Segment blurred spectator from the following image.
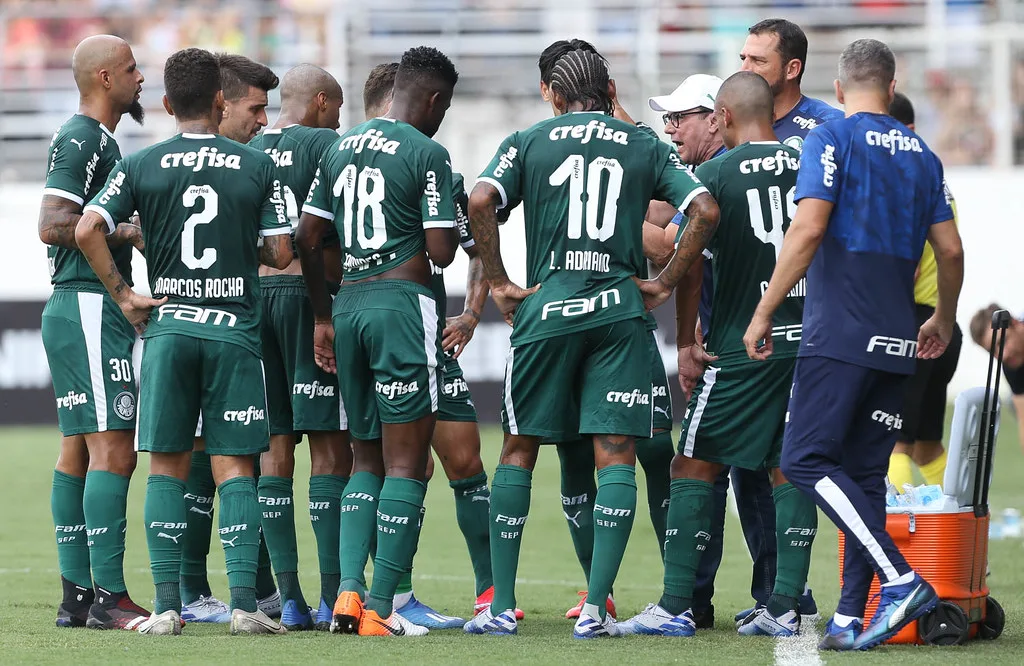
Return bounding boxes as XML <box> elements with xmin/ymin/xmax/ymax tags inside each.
<box><xmin>936</xmin><ymin>75</ymin><xmax>994</xmax><ymax>165</ymax></box>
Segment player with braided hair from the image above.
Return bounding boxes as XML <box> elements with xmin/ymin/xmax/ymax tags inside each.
<box><xmin>464</xmin><ymin>48</ymin><xmax>719</xmax><ymax>639</ymax></box>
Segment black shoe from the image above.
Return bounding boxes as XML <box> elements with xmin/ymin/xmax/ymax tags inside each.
<box><xmin>85</xmin><ymin>587</ymin><xmax>151</xmax><ymax>631</ymax></box>
<box><xmin>56</xmin><ymin>577</ymin><xmax>94</xmax><ymax>628</ymax></box>
<box><xmin>692</xmin><ymin>604</ymin><xmax>715</xmax><ymax>630</ymax></box>
<box><xmin>798</xmin><ymin>586</ymin><xmax>818</xmax><ymax>616</ymax></box>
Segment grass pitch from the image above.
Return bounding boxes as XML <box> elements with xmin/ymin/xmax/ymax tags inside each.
<box><xmin>1</xmin><ymin>423</ymin><xmax>1022</xmax><ymax>665</ymax></box>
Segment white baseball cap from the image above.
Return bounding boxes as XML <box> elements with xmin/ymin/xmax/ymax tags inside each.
<box><xmin>648</xmin><ymin>74</ymin><xmax>723</xmax><ymax>113</ymax></box>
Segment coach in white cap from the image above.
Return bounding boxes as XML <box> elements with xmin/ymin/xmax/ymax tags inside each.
<box><xmin>649</xmin><ymin>74</ymin><xmax>724</xmax><ymax>167</ymax></box>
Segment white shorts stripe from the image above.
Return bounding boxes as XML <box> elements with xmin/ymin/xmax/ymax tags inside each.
<box><xmin>503</xmin><ymin>347</ymin><xmax>518</xmax><ymax>435</ymax></box>
<box><xmin>78</xmin><ymin>293</ymin><xmax>108</xmax><ymax>432</ymax></box>
<box><xmin>683</xmin><ymin>365</ymin><xmax>719</xmax><ymax>457</ymax></box>
<box><xmin>338</xmin><ymin>390</ymin><xmax>349</xmax><ymax>431</ymax></box>
<box><xmin>417</xmin><ymin>294</ymin><xmax>440</xmax><ymax>411</ymax></box>
<box><xmin>814</xmin><ymin>475</ymin><xmax>899</xmax><ymax>581</ymax></box>
<box><xmin>133</xmin><ymin>339</ymin><xmax>145</xmax><ymax>452</ymax></box>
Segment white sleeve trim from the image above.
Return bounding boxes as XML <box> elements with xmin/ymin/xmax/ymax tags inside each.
<box><xmin>43</xmin><ymin>187</ymin><xmax>84</xmax><ymax>206</ymax></box>
<box><xmin>677</xmin><ymin>186</ymin><xmax>709</xmax><ymax>214</ymax></box>
<box><xmin>703</xmin><ymin>249</ymin><xmax>713</xmax><ymax>260</ymax></box>
<box><xmin>423</xmin><ymin>220</ymin><xmax>455</xmax><ymax>229</ymax></box>
<box><xmin>460</xmin><ymin>239</ymin><xmax>476</xmax><ymax>250</ymax></box>
<box><xmin>301</xmin><ymin>204</ymin><xmax>335</xmax><ymax>221</ymax></box>
<box><xmin>260</xmin><ymin>227</ymin><xmax>292</xmax><ymax>238</ymax></box>
<box><xmin>476</xmin><ymin>176</ymin><xmax>508</xmax><ymax>209</ymax></box>
<box><xmin>83</xmin><ymin>204</ymin><xmax>115</xmax><ymax>233</ymax></box>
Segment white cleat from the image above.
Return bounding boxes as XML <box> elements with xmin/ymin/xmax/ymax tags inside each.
<box><xmin>257</xmin><ymin>590</ymin><xmax>282</xmax><ymax>619</ymax></box>
<box><xmin>392</xmin><ymin>611</ymin><xmax>430</xmax><ymax>636</ymax></box>
<box><xmin>138</xmin><ymin>610</ymin><xmax>182</xmax><ymax>636</ymax></box>
<box><xmin>181</xmin><ymin>595</ymin><xmax>231</xmax><ymax>623</ymax></box>
<box><xmin>616</xmin><ymin>603</ymin><xmax>697</xmax><ymax>637</ymax></box>
<box><xmin>230</xmin><ymin>608</ymin><xmax>287</xmax><ymax>635</ymax></box>
<box><xmin>573</xmin><ymin>605</ymin><xmax>620</xmax><ymax>639</ymax></box>
<box><xmin>463</xmin><ymin>608</ymin><xmax>518</xmax><ymax>635</ymax></box>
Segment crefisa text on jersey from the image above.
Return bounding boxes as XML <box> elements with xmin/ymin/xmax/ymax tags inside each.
<box><xmin>160</xmin><ymin>146</ymin><xmax>242</xmax><ymax>172</ymax></box>
<box><xmin>153</xmin><ymin>276</ymin><xmax>245</xmax><ymax>298</ymax></box>
<box><xmin>548</xmin><ymin>119</ymin><xmax>629</xmax><ymax>145</ymax></box>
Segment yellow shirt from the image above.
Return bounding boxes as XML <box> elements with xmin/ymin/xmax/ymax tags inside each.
<box><xmin>914</xmin><ymin>199</ymin><xmax>958</xmax><ymax>307</ymax></box>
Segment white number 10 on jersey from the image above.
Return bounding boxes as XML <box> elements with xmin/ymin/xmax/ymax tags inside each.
<box><xmin>549</xmin><ymin>154</ymin><xmax>623</xmax><ymax>242</ymax></box>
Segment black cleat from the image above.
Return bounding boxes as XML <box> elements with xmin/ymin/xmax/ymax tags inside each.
<box><xmin>692</xmin><ymin>604</ymin><xmax>715</xmax><ymax>630</ymax></box>
<box><xmin>56</xmin><ymin>577</ymin><xmax>94</xmax><ymax>628</ymax></box>
<box><xmin>85</xmin><ymin>587</ymin><xmax>151</xmax><ymax>631</ymax></box>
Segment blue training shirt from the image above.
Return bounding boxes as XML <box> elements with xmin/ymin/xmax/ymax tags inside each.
<box><xmin>774</xmin><ymin>95</ymin><xmax>844</xmax><ymax>152</ymax></box>
<box><xmin>795</xmin><ymin>112</ymin><xmax>954</xmax><ymax>375</ymax></box>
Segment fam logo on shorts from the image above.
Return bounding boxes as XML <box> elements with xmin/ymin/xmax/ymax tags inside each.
<box><xmin>605</xmin><ymin>389</ymin><xmax>650</xmax><ymax>408</ymax></box>
<box><xmin>223</xmin><ymin>406</ymin><xmax>266</xmax><ymax>425</ymax></box>
<box><xmin>55</xmin><ymin>390</ymin><xmax>88</xmax><ymax>411</ymax></box>
<box><xmin>376</xmin><ymin>381</ymin><xmax>419</xmax><ymax>400</ymax></box>
<box><xmin>113</xmin><ymin>391</ymin><xmax>135</xmax><ymax>420</ymax></box>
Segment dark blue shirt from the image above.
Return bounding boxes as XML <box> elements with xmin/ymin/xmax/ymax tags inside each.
<box><xmin>774</xmin><ymin>95</ymin><xmax>844</xmax><ymax>152</ymax></box>
<box><xmin>795</xmin><ymin>113</ymin><xmax>954</xmax><ymax>374</ymax></box>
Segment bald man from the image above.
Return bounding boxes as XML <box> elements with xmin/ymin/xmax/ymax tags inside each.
<box><xmin>619</xmin><ymin>72</ymin><xmax>817</xmax><ymax>639</ymax></box>
<box><xmin>246</xmin><ymin>64</ymin><xmax>347</xmax><ymax>631</ymax></box>
<box><xmin>37</xmin><ymin>34</ymin><xmax>149</xmax><ymax>630</ymax></box>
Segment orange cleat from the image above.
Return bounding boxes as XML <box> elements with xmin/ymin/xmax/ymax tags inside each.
<box><xmin>330</xmin><ymin>591</ymin><xmax>363</xmax><ymax>634</ymax></box>
<box><xmin>474</xmin><ymin>586</ymin><xmax>524</xmax><ymax>620</ymax></box>
<box><xmin>565</xmin><ymin>591</ymin><xmax>616</xmax><ymax>620</ymax></box>
<box><xmin>358</xmin><ymin>608</ymin><xmax>428</xmax><ymax>636</ymax></box>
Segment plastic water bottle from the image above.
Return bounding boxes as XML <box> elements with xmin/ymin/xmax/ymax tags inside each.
<box><xmin>918</xmin><ymin>485</ymin><xmax>943</xmax><ymax>506</ymax></box>
<box><xmin>1002</xmin><ymin>508</ymin><xmax>1021</xmax><ymax>538</ymax></box>
<box><xmin>989</xmin><ymin>515</ymin><xmax>1005</xmax><ymax>540</ymax></box>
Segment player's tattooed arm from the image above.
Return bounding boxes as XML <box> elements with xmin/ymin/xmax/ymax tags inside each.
<box><xmin>296</xmin><ymin>211</ymin><xmax>337</xmax><ymax>374</ymax></box>
<box><xmin>74</xmin><ymin>211</ymin><xmax>166</xmax><ymax>334</ymax></box>
<box><xmin>38</xmin><ymin>195</ymin><xmax>142</xmax><ymax>251</ymax></box>
<box><xmin>637</xmin><ymin>192</ymin><xmax>719</xmax><ymax>311</ymax></box>
<box><xmin>443</xmin><ymin>249</ymin><xmax>489</xmax><ymax>358</ymax></box>
<box><xmin>468</xmin><ymin>182</ymin><xmax>538</xmax><ymax>326</ymax></box>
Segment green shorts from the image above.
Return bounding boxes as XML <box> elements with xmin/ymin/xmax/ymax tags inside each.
<box><xmin>648</xmin><ymin>331</ymin><xmax>673</xmax><ymax>432</ymax></box>
<box><xmin>502</xmin><ymin>318</ymin><xmax>652</xmax><ymax>439</ymax></box>
<box><xmin>41</xmin><ymin>288</ymin><xmax>139</xmax><ymax>436</ymax></box>
<box><xmin>332</xmin><ymin>280</ymin><xmax>442</xmax><ymax>441</ymax></box>
<box><xmin>261</xmin><ymin>276</ymin><xmax>347</xmax><ymax>435</ymax></box>
<box><xmin>438</xmin><ymin>355</ymin><xmax>478</xmax><ymax>423</ymax></box>
<box><xmin>677</xmin><ymin>357</ymin><xmax>795</xmax><ymax>470</ymax></box>
<box><xmin>136</xmin><ymin>334</ymin><xmax>269</xmax><ymax>456</ymax></box>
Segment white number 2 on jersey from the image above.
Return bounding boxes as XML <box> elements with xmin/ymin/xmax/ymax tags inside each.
<box><xmin>181</xmin><ymin>185</ymin><xmax>218</xmax><ymax>269</ymax></box>
<box><xmin>334</xmin><ymin>165</ymin><xmax>388</xmax><ymax>250</ymax></box>
<box><xmin>745</xmin><ymin>185</ymin><xmax>795</xmax><ymax>260</ymax></box>
<box><xmin>549</xmin><ymin>154</ymin><xmax>623</xmax><ymax>242</ymax></box>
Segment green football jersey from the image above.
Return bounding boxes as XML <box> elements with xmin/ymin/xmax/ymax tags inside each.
<box><xmin>429</xmin><ymin>172</ymin><xmax>475</xmax><ymax>330</ymax></box>
<box><xmin>248</xmin><ymin>124</ymin><xmax>339</xmax><ymax>245</ymax></box>
<box><xmin>691</xmin><ymin>141</ymin><xmax>803</xmax><ymax>366</ymax></box>
<box><xmin>84</xmin><ymin>133</ymin><xmax>290</xmax><ymax>356</ymax></box>
<box><xmin>478</xmin><ymin>111</ymin><xmax>707</xmax><ymax>345</ymax></box>
<box><xmin>43</xmin><ymin>114</ymin><xmax>133</xmax><ymax>290</ymax></box>
<box><xmin>303</xmin><ymin>118</ymin><xmax>456</xmax><ymax>281</ymax></box>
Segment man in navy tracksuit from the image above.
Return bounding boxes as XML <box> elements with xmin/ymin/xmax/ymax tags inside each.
<box><xmin>744</xmin><ymin>38</ymin><xmax>964</xmax><ymax>651</ymax></box>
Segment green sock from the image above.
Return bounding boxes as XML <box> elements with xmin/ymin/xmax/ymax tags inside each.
<box><xmin>252</xmin><ymin>456</ymin><xmax>276</xmax><ymax>600</ymax></box>
<box><xmin>556</xmin><ymin>441</ymin><xmax>596</xmax><ymax>582</ymax></box>
<box><xmin>83</xmin><ymin>471</ymin><xmax>130</xmax><ymax>594</ymax></box>
<box><xmin>365</xmin><ymin>477</ymin><xmax>427</xmax><ymax>618</ymax></box>
<box><xmin>180</xmin><ymin>450</ymin><xmax>215</xmax><ymax>604</ymax></box>
<box><xmin>393</xmin><ymin>505</ymin><xmax>423</xmax><ymax>598</ymax></box>
<box><xmin>52</xmin><ymin>470</ymin><xmax>91</xmax><ymax>589</ymax></box>
<box><xmin>586</xmin><ymin>465</ymin><xmax>636</xmax><ymax>619</ymax></box>
<box><xmin>218</xmin><ymin>476</ymin><xmax>261</xmax><ymax>612</ymax></box>
<box><xmin>451</xmin><ymin>473</ymin><xmax>493</xmax><ymax>595</ymax></box>
<box><xmin>489</xmin><ymin>464</ymin><xmax>532</xmax><ymax>613</ymax></box>
<box><xmin>339</xmin><ymin>471</ymin><xmax>383</xmax><ymax>596</ymax></box>
<box><xmin>660</xmin><ymin>478</ymin><xmax>713</xmax><ymax>616</ymax></box>
<box><xmin>257</xmin><ymin>475</ymin><xmax>305</xmax><ymax>608</ymax></box>
<box><xmin>144</xmin><ymin>475</ymin><xmax>187</xmax><ymax>614</ymax></box>
<box><xmin>770</xmin><ymin>482</ymin><xmax>818</xmax><ymax>612</ymax></box>
<box><xmin>636</xmin><ymin>432</ymin><xmax>673</xmax><ymax>560</ymax></box>
<box><xmin>309</xmin><ymin>474</ymin><xmax>347</xmax><ymax>605</ymax></box>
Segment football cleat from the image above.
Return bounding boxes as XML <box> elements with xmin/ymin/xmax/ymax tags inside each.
<box><xmin>464</xmin><ymin>608</ymin><xmax>518</xmax><ymax>636</ymax></box>
<box><xmin>395</xmin><ymin>594</ymin><xmax>464</xmax><ymax>629</ymax></box>
<box><xmin>85</xmin><ymin>588</ymin><xmax>150</xmax><ymax>631</ymax></box>
<box><xmin>818</xmin><ymin>617</ymin><xmax>863</xmax><ymax>651</ymax></box>
<box><xmin>257</xmin><ymin>590</ymin><xmax>282</xmax><ymax>619</ymax></box>
<box><xmin>56</xmin><ymin>579</ymin><xmax>94</xmax><ymax>628</ymax></box>
<box><xmin>616</xmin><ymin>604</ymin><xmax>696</xmax><ymax>637</ymax></box>
<box><xmin>737</xmin><ymin>607</ymin><xmax>800</xmax><ymax>637</ymax></box>
<box><xmin>330</xmin><ymin>590</ymin><xmax>363</xmax><ymax>634</ymax></box>
<box><xmin>230</xmin><ymin>608</ymin><xmax>287</xmax><ymax>635</ymax></box>
<box><xmin>315</xmin><ymin>597</ymin><xmax>334</xmax><ymax>632</ymax></box>
<box><xmin>474</xmin><ymin>586</ymin><xmax>523</xmax><ymax>620</ymax></box>
<box><xmin>181</xmin><ymin>595</ymin><xmax>231</xmax><ymax>623</ymax></box>
<box><xmin>573</xmin><ymin>608</ymin><xmax>620</xmax><ymax>639</ymax></box>
<box><xmin>566</xmin><ymin>591</ymin><xmax>616</xmax><ymax>621</ymax></box>
<box><xmin>280</xmin><ymin>599</ymin><xmax>315</xmax><ymax>631</ymax></box>
<box><xmin>138</xmin><ymin>610</ymin><xmax>183</xmax><ymax>636</ymax></box>
<box><xmin>733</xmin><ymin>603</ymin><xmax>765</xmax><ymax>626</ymax></box>
<box><xmin>852</xmin><ymin>575</ymin><xmax>938</xmax><ymax>650</ymax></box>
<box><xmin>358</xmin><ymin>609</ymin><xmax>428</xmax><ymax>637</ymax></box>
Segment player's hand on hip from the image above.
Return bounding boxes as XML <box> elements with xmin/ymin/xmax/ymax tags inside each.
<box><xmin>443</xmin><ymin>311</ymin><xmax>479</xmax><ymax>358</ymax></box>
<box><xmin>490</xmin><ymin>280</ymin><xmax>539</xmax><ymax>327</ymax></box>
<box><xmin>635</xmin><ymin>276</ymin><xmax>672</xmax><ymax>312</ymax></box>
<box><xmin>313</xmin><ymin>321</ymin><xmax>336</xmax><ymax>374</ymax></box>
<box><xmin>678</xmin><ymin>344</ymin><xmax>717</xmax><ymax>402</ymax></box>
<box><xmin>743</xmin><ymin>312</ymin><xmax>774</xmax><ymax>361</ymax></box>
<box><xmin>117</xmin><ymin>291</ymin><xmax>167</xmax><ymax>335</ymax></box>
<box><xmin>917</xmin><ymin>314</ymin><xmax>952</xmax><ymax>360</ymax></box>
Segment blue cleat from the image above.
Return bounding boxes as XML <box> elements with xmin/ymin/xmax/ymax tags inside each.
<box><xmin>463</xmin><ymin>608</ymin><xmax>517</xmax><ymax>635</ymax></box>
<box><xmin>818</xmin><ymin>618</ymin><xmax>863</xmax><ymax>651</ymax></box>
<box><xmin>280</xmin><ymin>598</ymin><xmax>315</xmax><ymax>631</ymax></box>
<box><xmin>315</xmin><ymin>597</ymin><xmax>333</xmax><ymax>632</ymax></box>
<box><xmin>737</xmin><ymin>608</ymin><xmax>800</xmax><ymax>637</ymax></box>
<box><xmin>852</xmin><ymin>575</ymin><xmax>938</xmax><ymax>651</ymax></box>
<box><xmin>573</xmin><ymin>609</ymin><xmax>620</xmax><ymax>639</ymax></box>
<box><xmin>181</xmin><ymin>595</ymin><xmax>231</xmax><ymax>624</ymax></box>
<box><xmin>394</xmin><ymin>594</ymin><xmax>464</xmax><ymax>629</ymax></box>
<box><xmin>616</xmin><ymin>604</ymin><xmax>696</xmax><ymax>637</ymax></box>
<box><xmin>733</xmin><ymin>603</ymin><xmax>765</xmax><ymax>627</ymax></box>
